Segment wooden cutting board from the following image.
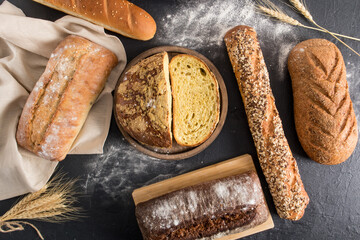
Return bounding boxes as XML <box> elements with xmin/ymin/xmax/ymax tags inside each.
<box><xmin>132</xmin><ymin>154</ymin><xmax>274</xmax><ymax>239</ymax></box>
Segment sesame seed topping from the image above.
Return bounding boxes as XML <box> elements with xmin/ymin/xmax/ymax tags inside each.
<box><xmin>224</xmin><ymin>27</ymin><xmax>309</xmax><ymax>220</ymax></box>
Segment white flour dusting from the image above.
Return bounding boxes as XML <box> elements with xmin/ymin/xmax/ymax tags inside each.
<box><xmin>346</xmin><ymin>61</ymin><xmax>360</xmax><ymax>133</ymax></box>
<box><xmin>82</xmin><ymin>137</ymin><xmax>187</xmax><ymax>202</ymax></box>
<box><xmin>155</xmin><ymin>0</ymin><xmax>298</xmax><ymax>77</ymax></box>
<box><xmin>83</xmin><ymin>0</ymin><xmax>301</xmax><ymax>202</ymax></box>
<box><xmin>278</xmin><ymin>42</ymin><xmax>297</xmax><ymax>78</ymax></box>
<box><xmin>83</xmin><ymin>0</ymin><xmax>360</xmax><ymax>203</ymax></box>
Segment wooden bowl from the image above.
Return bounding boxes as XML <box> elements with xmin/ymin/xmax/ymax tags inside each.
<box><xmin>114</xmin><ymin>46</ymin><xmax>228</xmax><ymax>160</ymax></box>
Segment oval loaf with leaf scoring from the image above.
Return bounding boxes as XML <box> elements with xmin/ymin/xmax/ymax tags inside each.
<box><xmin>288</xmin><ymin>39</ymin><xmax>358</xmax><ymax>165</ymax></box>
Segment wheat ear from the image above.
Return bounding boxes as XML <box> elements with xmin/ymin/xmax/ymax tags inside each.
<box><xmin>256</xmin><ymin>0</ymin><xmax>303</xmax><ymax>26</ymax></box>
<box><xmin>256</xmin><ymin>4</ymin><xmax>329</xmax><ymax>32</ymax></box>
<box><xmin>289</xmin><ymin>0</ymin><xmax>360</xmax><ymax>57</ymax></box>
<box><xmin>256</xmin><ymin>1</ymin><xmax>360</xmax><ymax>43</ymax></box>
<box><xmin>0</xmin><ymin>174</ymin><xmax>83</xmax><ymax>240</ymax></box>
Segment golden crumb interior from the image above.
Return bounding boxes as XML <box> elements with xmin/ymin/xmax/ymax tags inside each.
<box><xmin>169</xmin><ymin>54</ymin><xmax>220</xmax><ymax>146</ymax></box>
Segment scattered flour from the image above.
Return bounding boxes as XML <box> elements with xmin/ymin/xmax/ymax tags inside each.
<box><xmin>83</xmin><ymin>0</ymin><xmax>301</xmax><ymax>202</ymax></box>
<box><xmin>82</xmin><ymin>0</ymin><xmax>360</xmax><ymax>203</ymax></box>
<box><xmin>155</xmin><ymin>0</ymin><xmax>299</xmax><ymax>78</ymax></box>
<box><xmin>346</xmin><ymin>61</ymin><xmax>360</xmax><ymax>133</ymax></box>
<box><xmin>82</xmin><ymin>137</ymin><xmax>187</xmax><ymax>202</ymax></box>
<box><xmin>278</xmin><ymin>42</ymin><xmax>297</xmax><ymax>78</ymax></box>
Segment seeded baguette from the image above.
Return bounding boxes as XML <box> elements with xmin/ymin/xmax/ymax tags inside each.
<box><xmin>224</xmin><ymin>25</ymin><xmax>309</xmax><ymax>220</ymax></box>
<box><xmin>288</xmin><ymin>39</ymin><xmax>358</xmax><ymax>165</ymax></box>
<box><xmin>32</xmin><ymin>0</ymin><xmax>156</xmax><ymax>41</ymax></box>
<box><xmin>16</xmin><ymin>35</ymin><xmax>118</xmax><ymax>161</ymax></box>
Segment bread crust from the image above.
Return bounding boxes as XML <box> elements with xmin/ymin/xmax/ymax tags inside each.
<box><xmin>115</xmin><ymin>52</ymin><xmax>172</xmax><ymax>148</ymax></box>
<box><xmin>32</xmin><ymin>0</ymin><xmax>156</xmax><ymax>41</ymax></box>
<box><xmin>288</xmin><ymin>39</ymin><xmax>358</xmax><ymax>165</ymax></box>
<box><xmin>169</xmin><ymin>54</ymin><xmax>220</xmax><ymax>147</ymax></box>
<box><xmin>224</xmin><ymin>25</ymin><xmax>309</xmax><ymax>220</ymax></box>
<box><xmin>16</xmin><ymin>35</ymin><xmax>118</xmax><ymax>161</ymax></box>
<box><xmin>135</xmin><ymin>171</ymin><xmax>269</xmax><ymax>240</ymax></box>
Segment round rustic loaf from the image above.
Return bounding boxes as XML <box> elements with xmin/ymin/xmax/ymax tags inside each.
<box><xmin>115</xmin><ymin>52</ymin><xmax>172</xmax><ymax>148</ymax></box>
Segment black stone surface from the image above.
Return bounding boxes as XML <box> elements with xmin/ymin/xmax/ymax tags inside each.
<box><xmin>0</xmin><ymin>0</ymin><xmax>360</xmax><ymax>239</ymax></box>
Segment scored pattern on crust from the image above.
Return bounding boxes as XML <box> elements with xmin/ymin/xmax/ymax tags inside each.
<box><xmin>33</xmin><ymin>0</ymin><xmax>156</xmax><ymax>40</ymax></box>
<box><xmin>289</xmin><ymin>40</ymin><xmax>358</xmax><ymax>164</ymax></box>
<box><xmin>16</xmin><ymin>35</ymin><xmax>118</xmax><ymax>161</ymax></box>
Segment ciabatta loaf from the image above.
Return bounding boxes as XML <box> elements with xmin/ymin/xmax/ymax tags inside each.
<box><xmin>16</xmin><ymin>35</ymin><xmax>118</xmax><ymax>161</ymax></box>
<box><xmin>32</xmin><ymin>0</ymin><xmax>156</xmax><ymax>41</ymax></box>
<box><xmin>224</xmin><ymin>25</ymin><xmax>309</xmax><ymax>220</ymax></box>
<box><xmin>288</xmin><ymin>39</ymin><xmax>358</xmax><ymax>165</ymax></box>
<box><xmin>169</xmin><ymin>54</ymin><xmax>220</xmax><ymax>147</ymax></box>
<box><xmin>115</xmin><ymin>52</ymin><xmax>172</xmax><ymax>148</ymax></box>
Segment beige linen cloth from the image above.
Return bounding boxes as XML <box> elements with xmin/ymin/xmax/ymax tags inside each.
<box><xmin>0</xmin><ymin>1</ymin><xmax>126</xmax><ymax>200</ymax></box>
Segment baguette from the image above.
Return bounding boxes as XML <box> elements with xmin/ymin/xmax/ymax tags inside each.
<box><xmin>32</xmin><ymin>0</ymin><xmax>156</xmax><ymax>41</ymax></box>
<box><xmin>16</xmin><ymin>35</ymin><xmax>118</xmax><ymax>161</ymax></box>
<box><xmin>288</xmin><ymin>39</ymin><xmax>358</xmax><ymax>165</ymax></box>
<box><xmin>224</xmin><ymin>25</ymin><xmax>309</xmax><ymax>220</ymax></box>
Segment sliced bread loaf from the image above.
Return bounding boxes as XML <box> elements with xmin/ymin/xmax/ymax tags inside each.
<box><xmin>115</xmin><ymin>52</ymin><xmax>172</xmax><ymax>148</ymax></box>
<box><xmin>169</xmin><ymin>54</ymin><xmax>220</xmax><ymax>146</ymax></box>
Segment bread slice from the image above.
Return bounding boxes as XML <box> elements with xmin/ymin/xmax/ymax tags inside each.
<box><xmin>115</xmin><ymin>52</ymin><xmax>172</xmax><ymax>148</ymax></box>
<box><xmin>169</xmin><ymin>54</ymin><xmax>220</xmax><ymax>147</ymax></box>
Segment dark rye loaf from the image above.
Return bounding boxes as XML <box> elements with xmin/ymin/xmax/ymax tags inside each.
<box><xmin>135</xmin><ymin>171</ymin><xmax>269</xmax><ymax>240</ymax></box>
<box><xmin>288</xmin><ymin>39</ymin><xmax>358</xmax><ymax>165</ymax></box>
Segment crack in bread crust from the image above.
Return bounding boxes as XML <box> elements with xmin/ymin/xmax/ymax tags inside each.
<box><xmin>16</xmin><ymin>35</ymin><xmax>118</xmax><ymax>161</ymax></box>
<box><xmin>30</xmin><ymin>50</ymin><xmax>87</xmax><ymax>148</ymax></box>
